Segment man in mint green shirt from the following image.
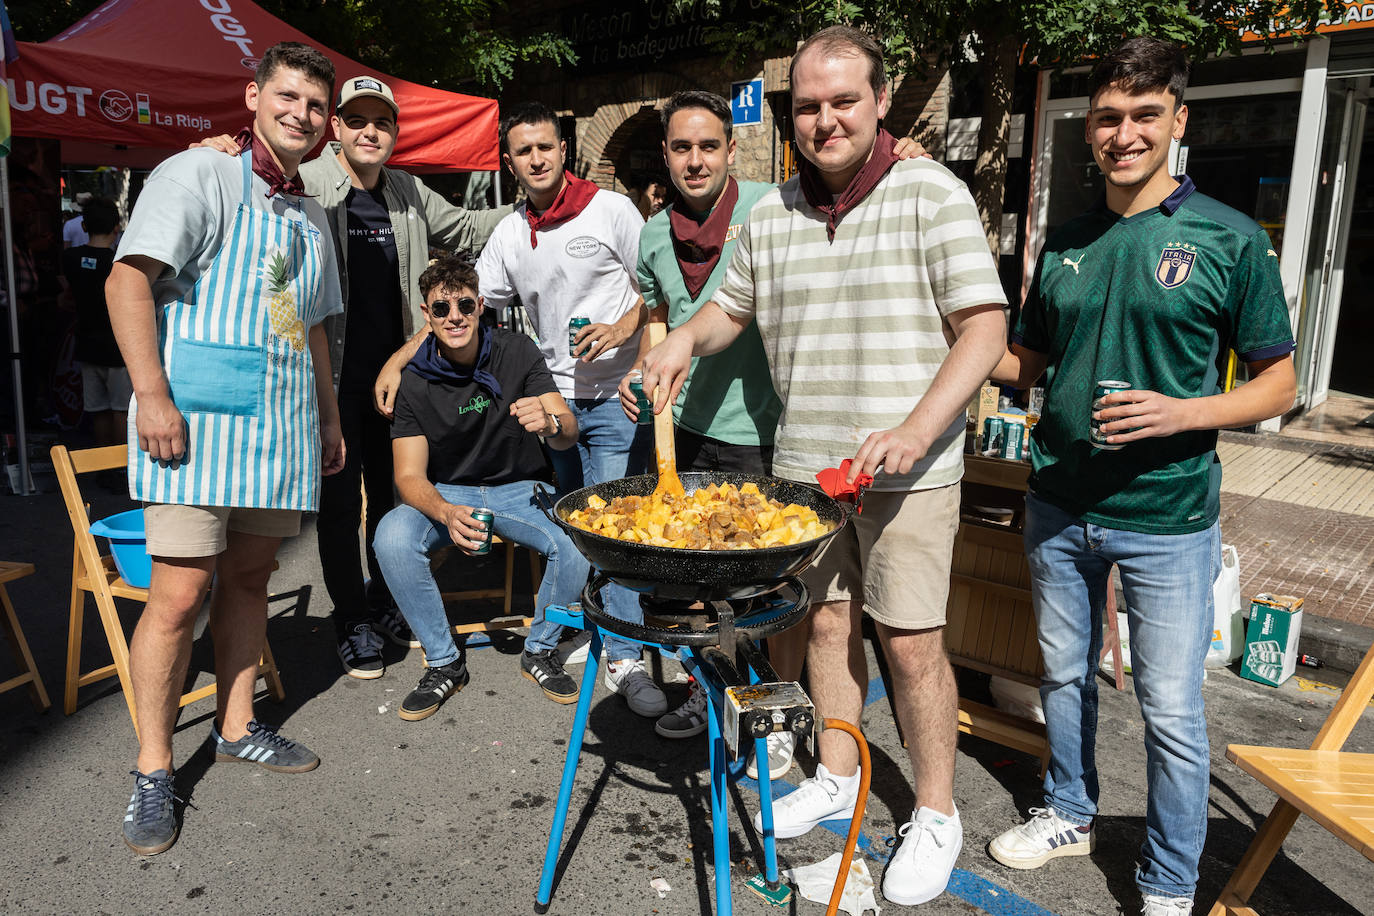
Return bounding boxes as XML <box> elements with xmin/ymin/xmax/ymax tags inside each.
<box><xmin>625</xmin><ymin>91</ymin><xmax>781</xmax><ymax>475</ymax></box>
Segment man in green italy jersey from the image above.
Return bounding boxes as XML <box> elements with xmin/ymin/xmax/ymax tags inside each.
<box><xmin>988</xmin><ymin>38</ymin><xmax>1296</xmax><ymax>916</ymax></box>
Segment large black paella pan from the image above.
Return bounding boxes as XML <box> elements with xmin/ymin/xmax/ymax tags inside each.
<box><xmin>534</xmin><ymin>472</ymin><xmax>849</xmax><ymax>601</ymax></box>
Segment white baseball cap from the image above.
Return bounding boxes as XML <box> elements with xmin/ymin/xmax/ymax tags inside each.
<box><xmin>337</xmin><ymin>75</ymin><xmax>399</xmax><ymax>117</ymax></box>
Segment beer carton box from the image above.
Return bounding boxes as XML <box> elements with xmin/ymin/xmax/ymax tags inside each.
<box><xmin>1240</xmin><ymin>593</ymin><xmax>1305</xmax><ymax>687</ymax></box>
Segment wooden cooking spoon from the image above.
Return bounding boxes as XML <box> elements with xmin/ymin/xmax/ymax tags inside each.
<box><xmin>646</xmin><ymin>322</ymin><xmax>686</xmax><ymax>501</ymax></box>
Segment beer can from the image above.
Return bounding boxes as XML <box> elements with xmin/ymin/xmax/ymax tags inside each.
<box><xmin>1001</xmin><ymin>419</ymin><xmax>1025</xmax><ymax>461</ymax></box>
<box><xmin>568</xmin><ymin>316</ymin><xmax>592</xmax><ymax>356</ymax></box>
<box><xmin>1090</xmin><ymin>379</ymin><xmax>1130</xmax><ymax>450</ymax></box>
<box><xmin>628</xmin><ymin>371</ymin><xmax>654</xmax><ymax>426</ymax></box>
<box><xmin>982</xmin><ymin>416</ymin><xmax>1004</xmax><ymax>455</ymax></box>
<box><xmin>470</xmin><ymin>507</ymin><xmax>494</xmax><ymax>555</ymax></box>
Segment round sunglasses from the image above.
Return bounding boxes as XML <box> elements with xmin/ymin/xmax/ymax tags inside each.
<box><xmin>428</xmin><ymin>297</ymin><xmax>478</xmax><ymax>319</ymax></box>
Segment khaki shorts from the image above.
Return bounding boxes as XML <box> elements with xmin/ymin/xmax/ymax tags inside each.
<box><xmin>143</xmin><ymin>504</ymin><xmax>301</xmax><ymax>558</ymax></box>
<box><xmin>800</xmin><ymin>483</ymin><xmax>961</xmax><ymax>630</ymax></box>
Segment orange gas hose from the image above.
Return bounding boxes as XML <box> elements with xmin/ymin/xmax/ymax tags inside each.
<box><xmin>822</xmin><ymin>718</ymin><xmax>871</xmax><ymax>916</ymax></box>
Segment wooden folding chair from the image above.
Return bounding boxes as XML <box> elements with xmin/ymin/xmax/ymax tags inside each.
<box><xmin>51</xmin><ymin>444</ymin><xmax>285</xmax><ymax>739</ymax></box>
<box><xmin>0</xmin><ymin>560</ymin><xmax>51</xmax><ymax>711</ymax></box>
<box><xmin>436</xmin><ymin>537</ymin><xmax>542</xmax><ymax>639</ymax></box>
<box><xmin>1207</xmin><ymin>639</ymin><xmax>1374</xmax><ymax>915</ymax></box>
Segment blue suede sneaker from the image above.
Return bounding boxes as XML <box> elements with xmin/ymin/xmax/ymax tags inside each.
<box><xmin>212</xmin><ymin>719</ymin><xmax>320</xmax><ymax>773</ymax></box>
<box><xmin>122</xmin><ymin>769</ymin><xmax>179</xmax><ymax>856</ymax></box>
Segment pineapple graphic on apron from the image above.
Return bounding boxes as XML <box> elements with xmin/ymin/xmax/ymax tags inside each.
<box><xmin>129</xmin><ymin>151</ymin><xmax>329</xmax><ymax>511</ymax></box>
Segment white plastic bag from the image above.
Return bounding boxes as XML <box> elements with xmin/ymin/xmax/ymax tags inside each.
<box><xmin>989</xmin><ymin>675</ymin><xmax>1045</xmax><ymax>723</ymax></box>
<box><xmin>1206</xmin><ymin>545</ymin><xmax>1244</xmax><ymax>668</ymax></box>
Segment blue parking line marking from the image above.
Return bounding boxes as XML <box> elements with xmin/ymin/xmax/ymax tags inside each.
<box><xmin>737</xmin><ymin>773</ymin><xmax>1057</xmax><ymax>916</ymax></box>
<box><xmin>865</xmin><ymin>677</ymin><xmax>887</xmax><ymax>707</ymax></box>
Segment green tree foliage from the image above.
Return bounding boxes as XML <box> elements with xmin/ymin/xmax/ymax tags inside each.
<box><xmin>681</xmin><ymin>0</ymin><xmax>1335</xmax><ymax>246</ymax></box>
<box><xmin>6</xmin><ymin>0</ymin><xmax>573</xmax><ymax>91</ymax></box>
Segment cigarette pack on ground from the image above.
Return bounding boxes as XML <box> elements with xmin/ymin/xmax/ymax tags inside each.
<box><xmin>1240</xmin><ymin>593</ymin><xmax>1305</xmax><ymax>687</ymax></box>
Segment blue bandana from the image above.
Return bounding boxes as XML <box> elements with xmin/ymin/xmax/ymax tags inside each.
<box><xmin>404</xmin><ymin>329</ymin><xmax>503</xmax><ymax>401</ymax></box>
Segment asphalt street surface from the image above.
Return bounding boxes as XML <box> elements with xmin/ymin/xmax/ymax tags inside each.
<box><xmin>1</xmin><ymin>483</ymin><xmax>1371</xmax><ymax>916</ymax></box>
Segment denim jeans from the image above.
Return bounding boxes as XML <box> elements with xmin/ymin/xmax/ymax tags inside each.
<box><xmin>548</xmin><ymin>397</ymin><xmax>652</xmax><ymax>662</ymax></box>
<box><xmin>373</xmin><ymin>480</ymin><xmax>590</xmax><ymax>669</ymax></box>
<box><xmin>1023</xmin><ymin>492</ymin><xmax>1219</xmax><ymax>899</ymax></box>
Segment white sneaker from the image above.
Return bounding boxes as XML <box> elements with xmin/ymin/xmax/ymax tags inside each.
<box><xmin>882</xmin><ymin>806</ymin><xmax>964</xmax><ymax>906</ymax></box>
<box><xmin>988</xmin><ymin>806</ymin><xmax>1095</xmax><ymax>869</ymax></box>
<box><xmin>1142</xmin><ymin>894</ymin><xmax>1193</xmax><ymax>916</ymax></box>
<box><xmin>655</xmin><ymin>680</ymin><xmax>708</xmax><ymax>739</ymax></box>
<box><xmin>751</xmin><ymin>762</ymin><xmax>858</xmax><ymax>839</ymax></box>
<box><xmin>604</xmin><ymin>658</ymin><xmax>668</xmax><ymax>717</ymax></box>
<box><xmin>745</xmin><ymin>730</ymin><xmax>797</xmax><ymax>780</ymax></box>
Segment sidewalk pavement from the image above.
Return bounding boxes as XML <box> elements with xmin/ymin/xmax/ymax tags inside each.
<box><xmin>1218</xmin><ymin>430</ymin><xmax>1374</xmax><ymax>674</ymax></box>
<box><xmin>0</xmin><ymin>432</ymin><xmax>1370</xmax><ymax>915</ymax></box>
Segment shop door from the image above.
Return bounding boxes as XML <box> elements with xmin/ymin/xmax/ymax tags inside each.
<box><xmin>1296</xmin><ymin>81</ymin><xmax>1366</xmax><ymax>409</ymax></box>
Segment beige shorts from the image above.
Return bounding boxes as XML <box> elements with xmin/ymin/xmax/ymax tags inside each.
<box><xmin>143</xmin><ymin>503</ymin><xmax>301</xmax><ymax>558</ymax></box>
<box><xmin>800</xmin><ymin>483</ymin><xmax>961</xmax><ymax>630</ymax></box>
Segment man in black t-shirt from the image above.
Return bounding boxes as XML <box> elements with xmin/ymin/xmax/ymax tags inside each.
<box><xmin>374</xmin><ymin>256</ymin><xmax>589</xmax><ymax>720</ymax></box>
<box><xmin>59</xmin><ymin>197</ymin><xmax>127</xmax><ymax>451</ymax></box>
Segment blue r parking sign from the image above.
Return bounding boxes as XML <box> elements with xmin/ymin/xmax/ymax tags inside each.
<box><xmin>731</xmin><ymin>78</ymin><xmax>764</xmax><ymax>127</ymax></box>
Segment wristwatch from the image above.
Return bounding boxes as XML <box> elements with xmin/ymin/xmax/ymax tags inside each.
<box><xmin>539</xmin><ymin>413</ymin><xmax>562</xmax><ymax>440</ymax></box>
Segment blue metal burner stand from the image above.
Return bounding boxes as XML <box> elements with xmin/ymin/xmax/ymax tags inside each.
<box><xmin>534</xmin><ymin>575</ymin><xmax>812</xmax><ymax>916</ymax></box>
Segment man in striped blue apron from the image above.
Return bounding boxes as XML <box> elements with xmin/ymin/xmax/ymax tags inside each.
<box><xmin>106</xmin><ymin>43</ymin><xmax>346</xmax><ymax>857</ymax></box>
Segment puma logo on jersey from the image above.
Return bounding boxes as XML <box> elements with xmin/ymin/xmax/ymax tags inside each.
<box><xmin>1267</xmin><ymin>249</ymin><xmax>1278</xmax><ymax>257</ymax></box>
<box><xmin>1062</xmin><ymin>254</ymin><xmax>1085</xmax><ymax>274</ymax></box>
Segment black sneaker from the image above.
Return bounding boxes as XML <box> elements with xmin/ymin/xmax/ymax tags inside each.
<box><xmin>212</xmin><ymin>719</ymin><xmax>320</xmax><ymax>773</ymax></box>
<box><xmin>122</xmin><ymin>769</ymin><xmax>179</xmax><ymax>856</ymax></box>
<box><xmin>399</xmin><ymin>661</ymin><xmax>469</xmax><ymax>721</ymax></box>
<box><xmin>373</xmin><ymin>603</ymin><xmax>420</xmax><ymax>649</ymax></box>
<box><xmin>521</xmin><ymin>649</ymin><xmax>579</xmax><ymax>704</ymax></box>
<box><xmin>337</xmin><ymin>622</ymin><xmax>385</xmax><ymax>679</ymax></box>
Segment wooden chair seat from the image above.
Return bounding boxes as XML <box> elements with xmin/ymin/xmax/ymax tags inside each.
<box><xmin>1223</xmin><ymin>746</ymin><xmax>1374</xmax><ymax>861</ymax></box>
<box><xmin>52</xmin><ymin>444</ymin><xmax>285</xmax><ymax>739</ymax></box>
<box><xmin>435</xmin><ymin>536</ymin><xmax>541</xmax><ymax>640</ymax></box>
<box><xmin>0</xmin><ymin>560</ymin><xmax>51</xmax><ymax>711</ymax></box>
<box><xmin>1208</xmin><ymin>639</ymin><xmax>1374</xmax><ymax>914</ymax></box>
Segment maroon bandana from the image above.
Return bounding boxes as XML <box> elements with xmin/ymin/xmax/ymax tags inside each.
<box><xmin>526</xmin><ymin>171</ymin><xmax>599</xmax><ymax>248</ymax></box>
<box><xmin>233</xmin><ymin>128</ymin><xmax>311</xmax><ymax>199</ymax></box>
<box><xmin>797</xmin><ymin>128</ymin><xmax>899</xmax><ymax>242</ymax></box>
<box><xmin>668</xmin><ymin>177</ymin><xmax>740</xmax><ymax>300</ymax></box>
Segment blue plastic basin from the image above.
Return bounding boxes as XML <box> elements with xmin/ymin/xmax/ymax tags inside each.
<box><xmin>89</xmin><ymin>509</ymin><xmax>151</xmax><ymax>588</ymax></box>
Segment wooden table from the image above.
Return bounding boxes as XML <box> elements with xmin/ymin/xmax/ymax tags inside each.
<box><xmin>945</xmin><ymin>455</ymin><xmax>1047</xmax><ymax>767</ymax></box>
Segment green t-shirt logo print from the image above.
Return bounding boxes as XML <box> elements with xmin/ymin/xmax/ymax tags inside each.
<box><xmin>458</xmin><ymin>395</ymin><xmax>491</xmax><ymax>415</ymax></box>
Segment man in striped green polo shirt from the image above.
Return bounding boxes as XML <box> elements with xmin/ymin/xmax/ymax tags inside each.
<box><xmin>988</xmin><ymin>38</ymin><xmax>1296</xmax><ymax>916</ymax></box>
<box><xmin>641</xmin><ymin>25</ymin><xmax>1008</xmax><ymax>907</ymax></box>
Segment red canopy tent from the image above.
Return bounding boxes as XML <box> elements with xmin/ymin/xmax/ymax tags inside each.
<box><xmin>6</xmin><ymin>0</ymin><xmax>499</xmax><ymax>173</ymax></box>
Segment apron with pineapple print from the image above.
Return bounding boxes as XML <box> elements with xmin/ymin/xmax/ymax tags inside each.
<box><xmin>129</xmin><ymin>151</ymin><xmax>330</xmax><ymax>511</ymax></box>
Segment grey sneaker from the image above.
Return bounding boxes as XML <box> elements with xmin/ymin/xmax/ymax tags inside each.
<box><xmin>122</xmin><ymin>769</ymin><xmax>179</xmax><ymax>855</ymax></box>
<box><xmin>655</xmin><ymin>680</ymin><xmax>708</xmax><ymax>738</ymax></box>
<box><xmin>604</xmin><ymin>657</ymin><xmax>668</xmax><ymax>717</ymax></box>
<box><xmin>373</xmin><ymin>603</ymin><xmax>420</xmax><ymax>649</ymax></box>
<box><xmin>212</xmin><ymin>719</ymin><xmax>320</xmax><ymax>773</ymax></box>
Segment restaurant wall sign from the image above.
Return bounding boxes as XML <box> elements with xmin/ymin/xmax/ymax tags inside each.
<box><xmin>560</xmin><ymin>0</ymin><xmax>770</xmax><ymax>72</ymax></box>
<box><xmin>1240</xmin><ymin>1</ymin><xmax>1374</xmax><ymax>40</ymax></box>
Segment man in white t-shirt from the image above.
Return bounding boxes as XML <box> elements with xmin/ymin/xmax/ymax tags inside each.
<box><xmin>476</xmin><ymin>101</ymin><xmax>665</xmax><ymax>719</ymax></box>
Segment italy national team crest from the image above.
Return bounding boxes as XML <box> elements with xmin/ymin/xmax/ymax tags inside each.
<box><xmin>1156</xmin><ymin>243</ymin><xmax>1197</xmax><ymax>289</ymax></box>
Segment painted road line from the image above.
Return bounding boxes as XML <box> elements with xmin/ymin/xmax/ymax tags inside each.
<box><xmin>738</xmin><ymin>773</ymin><xmax>1058</xmax><ymax>916</ymax></box>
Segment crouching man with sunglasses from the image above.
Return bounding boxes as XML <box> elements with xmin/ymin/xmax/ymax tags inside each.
<box><xmin>373</xmin><ymin>255</ymin><xmax>589</xmax><ymax>720</ymax></box>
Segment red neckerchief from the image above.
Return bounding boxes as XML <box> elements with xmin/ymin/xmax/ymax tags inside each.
<box><xmin>233</xmin><ymin>127</ymin><xmax>311</xmax><ymax>199</ymax></box>
<box><xmin>525</xmin><ymin>171</ymin><xmax>599</xmax><ymax>248</ymax></box>
<box><xmin>668</xmin><ymin>176</ymin><xmax>740</xmax><ymax>300</ymax></box>
<box><xmin>797</xmin><ymin>128</ymin><xmax>899</xmax><ymax>242</ymax></box>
